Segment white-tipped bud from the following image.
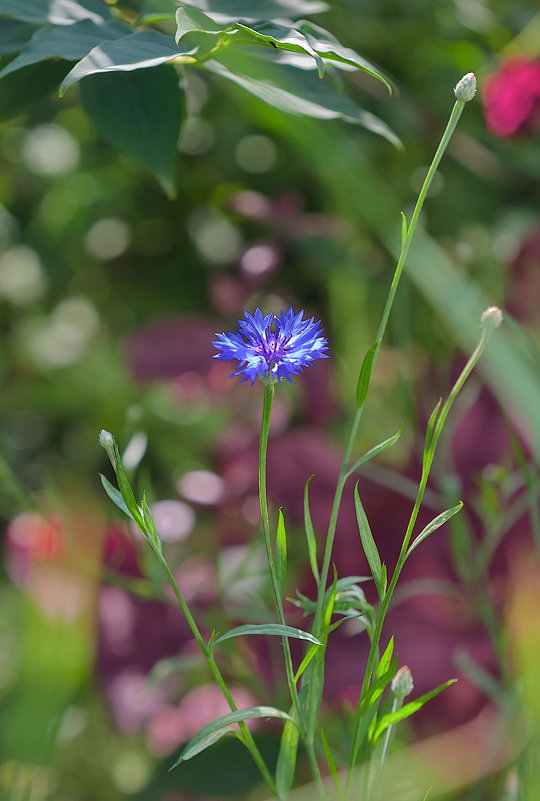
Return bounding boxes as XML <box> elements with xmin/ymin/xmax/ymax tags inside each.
<box><xmin>454</xmin><ymin>72</ymin><xmax>477</xmax><ymax>102</ymax></box>
<box><xmin>391</xmin><ymin>665</ymin><xmax>414</xmax><ymax>699</ymax></box>
<box><xmin>99</xmin><ymin>429</ymin><xmax>116</xmax><ymax>465</ymax></box>
<box><xmin>480</xmin><ymin>306</ymin><xmax>503</xmax><ymax>330</ymax></box>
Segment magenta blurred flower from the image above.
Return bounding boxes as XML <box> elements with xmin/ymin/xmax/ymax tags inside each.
<box><xmin>214</xmin><ymin>307</ymin><xmax>328</xmax><ymax>385</ymax></box>
<box><xmin>483</xmin><ymin>58</ymin><xmax>540</xmax><ymax>137</ymax></box>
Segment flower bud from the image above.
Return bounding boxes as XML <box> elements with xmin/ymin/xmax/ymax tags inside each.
<box><xmin>454</xmin><ymin>72</ymin><xmax>477</xmax><ymax>102</ymax></box>
<box><xmin>99</xmin><ymin>429</ymin><xmax>116</xmax><ymax>465</ymax></box>
<box><xmin>480</xmin><ymin>306</ymin><xmax>503</xmax><ymax>330</ymax></box>
<box><xmin>391</xmin><ymin>665</ymin><xmax>414</xmax><ymax>699</ymax></box>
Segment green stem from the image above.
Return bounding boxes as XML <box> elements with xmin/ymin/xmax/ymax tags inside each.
<box><xmin>346</xmin><ymin>325</ymin><xmax>494</xmax><ymax>791</ymax></box>
<box><xmin>158</xmin><ymin>553</ymin><xmax>277</xmax><ymax>797</ymax></box>
<box><xmin>258</xmin><ymin>381</ymin><xmax>325</xmax><ymax>797</ymax></box>
<box><xmin>307</xmin><ymin>99</ymin><xmax>468</xmax><ymax>758</ymax></box>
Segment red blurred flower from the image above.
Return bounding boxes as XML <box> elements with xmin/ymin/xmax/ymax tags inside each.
<box><xmin>483</xmin><ymin>57</ymin><xmax>540</xmax><ymax>137</ymax></box>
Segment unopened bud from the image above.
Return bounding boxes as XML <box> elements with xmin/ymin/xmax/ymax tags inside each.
<box><xmin>99</xmin><ymin>429</ymin><xmax>116</xmax><ymax>466</ymax></box>
<box><xmin>480</xmin><ymin>306</ymin><xmax>503</xmax><ymax>330</ymax></box>
<box><xmin>391</xmin><ymin>665</ymin><xmax>414</xmax><ymax>699</ymax></box>
<box><xmin>454</xmin><ymin>72</ymin><xmax>477</xmax><ymax>102</ymax></box>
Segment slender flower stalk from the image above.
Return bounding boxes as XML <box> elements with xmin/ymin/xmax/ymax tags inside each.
<box><xmin>345</xmin><ymin>308</ymin><xmax>502</xmax><ymax>794</ymax></box>
<box><xmin>306</xmin><ymin>77</ymin><xmax>476</xmax><ymax>753</ymax></box>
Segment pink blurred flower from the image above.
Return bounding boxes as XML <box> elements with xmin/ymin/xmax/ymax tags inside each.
<box><xmin>483</xmin><ymin>58</ymin><xmax>540</xmax><ymax>137</ymax></box>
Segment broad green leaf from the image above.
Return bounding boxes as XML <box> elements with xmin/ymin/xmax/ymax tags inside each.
<box><xmin>347</xmin><ymin>428</ymin><xmax>402</xmax><ymax>477</ymax></box>
<box><xmin>276</xmin><ymin>508</ymin><xmax>287</xmax><ymax>592</ymax></box>
<box><xmin>60</xmin><ymin>30</ymin><xmax>191</xmax><ymax>94</ymax></box>
<box><xmin>206</xmin><ymin>49</ymin><xmax>400</xmax><ymax>145</ymax></box>
<box><xmin>237</xmin><ymin>21</ymin><xmax>324</xmax><ymax>77</ymax></box>
<box><xmin>79</xmin><ymin>65</ymin><xmax>184</xmax><ymax>196</ymax></box>
<box><xmin>0</xmin><ymin>0</ymin><xmax>112</xmax><ymax>25</ymax></box>
<box><xmin>372</xmin><ymin>679</ymin><xmax>456</xmax><ymax>741</ymax></box>
<box><xmin>297</xmin><ymin>20</ymin><xmax>392</xmax><ymax>91</ymax></box>
<box><xmin>214</xmin><ymin>623</ymin><xmax>322</xmax><ymax>646</ymax></box>
<box><xmin>0</xmin><ymin>60</ymin><xmax>68</xmax><ymax>120</ymax></box>
<box><xmin>0</xmin><ymin>19</ymin><xmax>128</xmax><ymax>80</ymax></box>
<box><xmin>170</xmin><ymin>706</ymin><xmax>294</xmax><ymax>765</ymax></box>
<box><xmin>303</xmin><ymin>475</ymin><xmax>319</xmax><ymax>581</ymax></box>
<box><xmin>356</xmin><ymin>338</ymin><xmax>381</xmax><ymax>408</ymax></box>
<box><xmin>179</xmin><ymin>0</ymin><xmax>329</xmax><ymax>24</ymax></box>
<box><xmin>406</xmin><ymin>503</ymin><xmax>463</xmax><ymax>558</ymax></box>
<box><xmin>275</xmin><ymin>717</ymin><xmax>299</xmax><ymax>798</ymax></box>
<box><xmin>175</xmin><ymin>6</ymin><xmax>222</xmax><ymax>41</ymax></box>
<box><xmin>354</xmin><ymin>482</ymin><xmax>383</xmax><ymax>595</ymax></box>
<box><xmin>0</xmin><ymin>20</ymin><xmax>37</xmax><ymax>55</ymax></box>
<box><xmin>100</xmin><ymin>473</ymin><xmax>135</xmax><ymax>521</ymax></box>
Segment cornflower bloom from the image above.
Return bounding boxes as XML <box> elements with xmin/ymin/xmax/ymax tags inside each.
<box><xmin>213</xmin><ymin>307</ymin><xmax>328</xmax><ymax>384</ymax></box>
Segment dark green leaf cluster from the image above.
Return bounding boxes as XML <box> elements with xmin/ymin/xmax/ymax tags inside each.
<box><xmin>0</xmin><ymin>0</ymin><xmax>396</xmax><ymax>194</ymax></box>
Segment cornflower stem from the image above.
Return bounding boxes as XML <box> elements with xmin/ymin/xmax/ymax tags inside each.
<box><xmin>345</xmin><ymin>324</ymin><xmax>494</xmax><ymax>796</ymax></box>
<box><xmin>258</xmin><ymin>381</ymin><xmax>326</xmax><ymax>797</ymax></box>
<box><xmin>156</xmin><ymin>551</ymin><xmax>278</xmax><ymax>797</ymax></box>
<box><xmin>308</xmin><ymin>99</ymin><xmax>468</xmax><ymax>748</ymax></box>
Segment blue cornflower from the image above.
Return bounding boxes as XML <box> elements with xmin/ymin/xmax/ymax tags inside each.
<box><xmin>213</xmin><ymin>307</ymin><xmax>329</xmax><ymax>385</ymax></box>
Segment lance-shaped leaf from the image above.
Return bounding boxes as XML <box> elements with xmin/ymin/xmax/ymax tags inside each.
<box><xmin>171</xmin><ymin>706</ymin><xmax>294</xmax><ymax>766</ymax></box>
<box><xmin>406</xmin><ymin>502</ymin><xmax>463</xmax><ymax>558</ymax></box>
<box><xmin>0</xmin><ymin>20</ymin><xmax>38</xmax><ymax>55</ymax></box>
<box><xmin>303</xmin><ymin>475</ymin><xmax>319</xmax><ymax>581</ymax></box>
<box><xmin>276</xmin><ymin>717</ymin><xmax>300</xmax><ymax>798</ymax></box>
<box><xmin>354</xmin><ymin>482</ymin><xmax>383</xmax><ymax>595</ymax></box>
<box><xmin>236</xmin><ymin>21</ymin><xmax>324</xmax><ymax>77</ymax></box>
<box><xmin>0</xmin><ymin>19</ymin><xmax>129</xmax><ymax>80</ymax></box>
<box><xmin>371</xmin><ymin>679</ymin><xmax>456</xmax><ymax>741</ymax></box>
<box><xmin>346</xmin><ymin>428</ymin><xmax>402</xmax><ymax>477</ymax></box>
<box><xmin>356</xmin><ymin>338</ymin><xmax>381</xmax><ymax>408</ymax></box>
<box><xmin>100</xmin><ymin>474</ymin><xmax>135</xmax><ymax>521</ymax></box>
<box><xmin>276</xmin><ymin>508</ymin><xmax>287</xmax><ymax>592</ymax></box>
<box><xmin>214</xmin><ymin>623</ymin><xmax>322</xmax><ymax>647</ymax></box>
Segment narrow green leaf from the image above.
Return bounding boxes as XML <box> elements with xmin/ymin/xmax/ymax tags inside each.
<box><xmin>275</xmin><ymin>717</ymin><xmax>299</xmax><ymax>798</ymax></box>
<box><xmin>406</xmin><ymin>503</ymin><xmax>463</xmax><ymax>558</ymax></box>
<box><xmin>354</xmin><ymin>483</ymin><xmax>383</xmax><ymax>595</ymax></box>
<box><xmin>362</xmin><ymin>656</ymin><xmax>398</xmax><ymax>713</ymax></box>
<box><xmin>423</xmin><ymin>397</ymin><xmax>442</xmax><ymax>457</ymax></box>
<box><xmin>293</xmin><ymin>641</ymin><xmax>319</xmax><ymax>683</ymax></box>
<box><xmin>113</xmin><ymin>449</ymin><xmax>142</xmax><ymax>525</ymax></box>
<box><xmin>376</xmin><ymin>636</ymin><xmax>395</xmax><ymax>680</ymax></box>
<box><xmin>276</xmin><ymin>508</ymin><xmax>287</xmax><ymax>592</ymax></box>
<box><xmin>79</xmin><ymin>64</ymin><xmax>184</xmax><ymax>196</ymax></box>
<box><xmin>400</xmin><ymin>211</ymin><xmax>408</xmax><ymax>248</ymax></box>
<box><xmin>214</xmin><ymin>624</ymin><xmax>322</xmax><ymax>647</ymax></box>
<box><xmin>141</xmin><ymin>492</ymin><xmax>163</xmax><ymax>555</ymax></box>
<box><xmin>303</xmin><ymin>475</ymin><xmax>319</xmax><ymax>581</ymax></box>
<box><xmin>356</xmin><ymin>339</ymin><xmax>381</xmax><ymax>408</ymax></box>
<box><xmin>372</xmin><ymin>679</ymin><xmax>456</xmax><ymax>741</ymax></box>
<box><xmin>170</xmin><ymin>706</ymin><xmax>294</xmax><ymax>766</ymax></box>
<box><xmin>324</xmin><ymin>565</ymin><xmax>338</xmax><ymax>629</ymax></box>
<box><xmin>320</xmin><ymin>728</ymin><xmax>342</xmax><ymax>794</ymax></box>
<box><xmin>347</xmin><ymin>428</ymin><xmax>402</xmax><ymax>477</ymax></box>
<box><xmin>100</xmin><ymin>473</ymin><xmax>135</xmax><ymax>521</ymax></box>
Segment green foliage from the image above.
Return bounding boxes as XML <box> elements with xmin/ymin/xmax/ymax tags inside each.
<box><xmin>0</xmin><ymin>0</ymin><xmax>395</xmax><ymax>193</ymax></box>
<box><xmin>213</xmin><ymin>623</ymin><xmax>322</xmax><ymax>647</ymax></box>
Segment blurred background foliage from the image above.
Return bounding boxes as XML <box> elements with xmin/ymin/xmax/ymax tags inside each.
<box><xmin>1</xmin><ymin>0</ymin><xmax>540</xmax><ymax>799</ymax></box>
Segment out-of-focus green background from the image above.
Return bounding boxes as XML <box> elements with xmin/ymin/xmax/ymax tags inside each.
<box><xmin>1</xmin><ymin>1</ymin><xmax>540</xmax><ymax>799</ymax></box>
